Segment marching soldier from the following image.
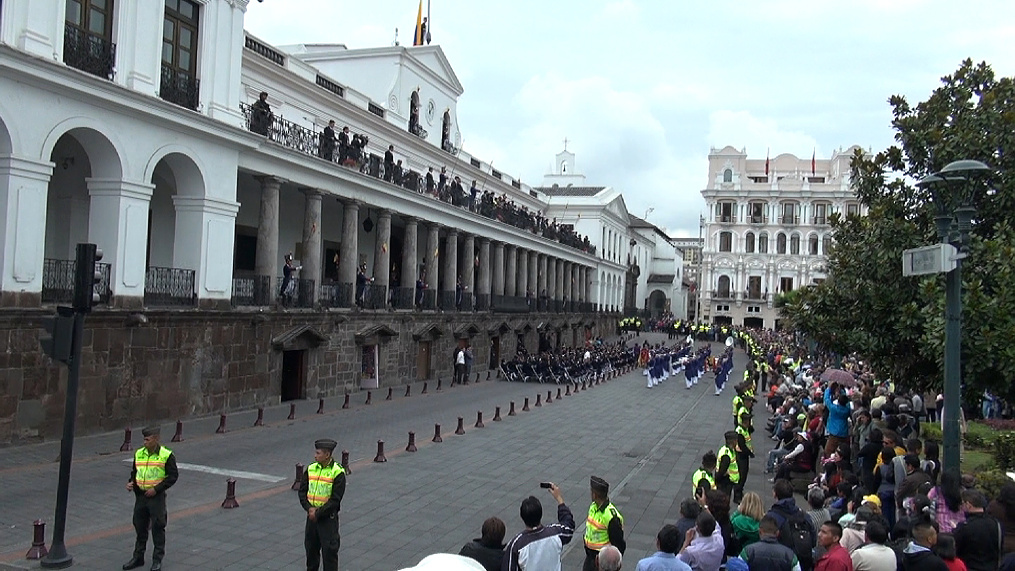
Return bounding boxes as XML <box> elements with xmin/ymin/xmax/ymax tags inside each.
<box><xmin>583</xmin><ymin>476</ymin><xmax>626</xmax><ymax>571</ymax></box>
<box><xmin>124</xmin><ymin>426</ymin><xmax>178</xmax><ymax>571</ymax></box>
<box><xmin>299</xmin><ymin>439</ymin><xmax>347</xmax><ymax>571</ymax></box>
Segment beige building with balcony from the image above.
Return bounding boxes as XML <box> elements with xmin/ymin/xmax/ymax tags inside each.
<box><xmin>699</xmin><ymin>145</ymin><xmax>867</xmax><ymax>329</ymax></box>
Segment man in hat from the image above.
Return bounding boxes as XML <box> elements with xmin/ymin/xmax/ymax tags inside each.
<box><xmin>715</xmin><ymin>430</ymin><xmax>741</xmax><ymax>499</ymax></box>
<box><xmin>124</xmin><ymin>426</ymin><xmax>178</xmax><ymax>571</ymax></box>
<box><xmin>584</xmin><ymin>476</ymin><xmax>626</xmax><ymax>571</ymax></box>
<box><xmin>299</xmin><ymin>439</ymin><xmax>347</xmax><ymax>571</ymax></box>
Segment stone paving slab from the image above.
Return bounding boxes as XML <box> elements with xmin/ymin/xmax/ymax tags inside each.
<box><xmin>0</xmin><ymin>333</ymin><xmax>778</xmax><ymax>570</ymax></box>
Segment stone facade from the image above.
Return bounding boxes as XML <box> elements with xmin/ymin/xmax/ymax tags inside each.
<box><xmin>0</xmin><ymin>309</ymin><xmax>611</xmax><ymax>443</ymax></box>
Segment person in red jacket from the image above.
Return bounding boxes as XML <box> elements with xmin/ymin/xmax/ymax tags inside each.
<box><xmin>814</xmin><ymin>521</ymin><xmax>853</xmax><ymax>571</ymax></box>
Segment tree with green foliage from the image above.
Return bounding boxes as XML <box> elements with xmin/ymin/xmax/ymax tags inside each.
<box><xmin>780</xmin><ymin>59</ymin><xmax>1015</xmax><ymax>401</ymax></box>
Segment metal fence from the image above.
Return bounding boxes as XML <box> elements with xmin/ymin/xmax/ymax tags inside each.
<box><xmin>144</xmin><ymin>267</ymin><xmax>196</xmax><ymax>307</ymax></box>
<box><xmin>41</xmin><ymin>259</ymin><xmax>112</xmax><ymax>304</ymax></box>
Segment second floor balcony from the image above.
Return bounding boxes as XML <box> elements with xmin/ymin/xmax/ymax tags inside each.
<box><xmin>63</xmin><ymin>24</ymin><xmax>116</xmax><ymax>80</ymax></box>
<box><xmin>160</xmin><ymin>64</ymin><xmax>200</xmax><ymax>111</ymax></box>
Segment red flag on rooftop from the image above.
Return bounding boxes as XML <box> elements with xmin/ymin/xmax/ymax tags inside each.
<box><xmin>765</xmin><ymin>149</ymin><xmax>770</xmax><ymax>176</ymax></box>
<box><xmin>811</xmin><ymin>149</ymin><xmax>816</xmax><ymax>175</ymax></box>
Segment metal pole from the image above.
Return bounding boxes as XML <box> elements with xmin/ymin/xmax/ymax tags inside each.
<box><xmin>40</xmin><ymin>310</ymin><xmax>84</xmax><ymax>569</ymax></box>
<box><xmin>942</xmin><ymin>256</ymin><xmax>962</xmax><ymax>473</ymax></box>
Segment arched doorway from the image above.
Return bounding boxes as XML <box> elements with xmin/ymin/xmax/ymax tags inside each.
<box><xmin>648</xmin><ymin>289</ymin><xmax>667</xmax><ymax>319</ymax></box>
<box><xmin>145</xmin><ymin>151</ymin><xmax>206</xmax><ymax>306</ymax></box>
<box><xmin>43</xmin><ymin>127</ymin><xmax>123</xmax><ymax>303</ymax></box>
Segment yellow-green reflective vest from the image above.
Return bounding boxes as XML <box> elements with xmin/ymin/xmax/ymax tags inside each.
<box><xmin>307</xmin><ymin>461</ymin><xmax>345</xmax><ymax>507</ymax></box>
<box><xmin>585</xmin><ymin>501</ymin><xmax>623</xmax><ymax>551</ymax></box>
<box><xmin>718</xmin><ymin>445</ymin><xmax>740</xmax><ymax>483</ymax></box>
<box><xmin>736</xmin><ymin>425</ymin><xmax>753</xmax><ymax>454</ymax></box>
<box><xmin>134</xmin><ymin>446</ymin><xmax>172</xmax><ymax>490</ymax></box>
<box><xmin>693</xmin><ymin>468</ymin><xmax>715</xmax><ymax>495</ymax></box>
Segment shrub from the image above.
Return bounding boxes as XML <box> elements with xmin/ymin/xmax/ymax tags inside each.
<box><xmin>995</xmin><ymin>432</ymin><xmax>1015</xmax><ymax>472</ymax></box>
<box><xmin>984</xmin><ymin>419</ymin><xmax>1015</xmax><ymax>431</ymax></box>
<box><xmin>922</xmin><ymin>422</ymin><xmax>942</xmax><ymax>442</ymax></box>
<box><xmin>974</xmin><ymin>469</ymin><xmax>1014</xmax><ymax>502</ymax></box>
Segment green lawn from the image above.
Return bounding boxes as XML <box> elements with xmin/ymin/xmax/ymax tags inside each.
<box><xmin>962</xmin><ymin>449</ymin><xmax>994</xmax><ymax>472</ymax></box>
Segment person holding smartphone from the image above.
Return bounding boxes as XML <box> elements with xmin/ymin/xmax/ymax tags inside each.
<box><xmin>503</xmin><ymin>482</ymin><xmax>575</xmax><ymax>571</ymax></box>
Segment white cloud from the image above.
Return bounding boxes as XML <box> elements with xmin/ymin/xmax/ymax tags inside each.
<box><xmin>707</xmin><ymin>111</ymin><xmax>819</xmax><ymax>159</ymax></box>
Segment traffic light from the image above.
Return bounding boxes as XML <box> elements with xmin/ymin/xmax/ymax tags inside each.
<box><xmin>72</xmin><ymin>243</ymin><xmax>103</xmax><ymax>312</ymax></box>
<box><xmin>40</xmin><ymin>307</ymin><xmax>75</xmax><ymax>364</ymax></box>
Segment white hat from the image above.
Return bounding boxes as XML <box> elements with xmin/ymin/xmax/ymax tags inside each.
<box><xmin>398</xmin><ymin>554</ymin><xmax>486</xmax><ymax>571</ymax></box>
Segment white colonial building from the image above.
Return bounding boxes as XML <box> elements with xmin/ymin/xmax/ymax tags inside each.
<box><xmin>699</xmin><ymin>145</ymin><xmax>867</xmax><ymax>329</ymax></box>
<box><xmin>538</xmin><ymin>149</ymin><xmax>686</xmax><ymax>319</ymax></box>
<box><xmin>0</xmin><ymin>0</ymin><xmax>642</xmax><ymax>441</ymax></box>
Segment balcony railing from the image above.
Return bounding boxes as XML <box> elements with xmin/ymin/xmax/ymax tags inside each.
<box><xmin>42</xmin><ymin>259</ymin><xmax>112</xmax><ymax>304</ymax></box>
<box><xmin>359</xmin><ymin>284</ymin><xmax>388</xmax><ymax>310</ymax></box>
<box><xmin>711</xmin><ymin>290</ymin><xmax>734</xmax><ymax>300</ymax></box>
<box><xmin>718</xmin><ymin>215</ymin><xmax>734</xmax><ymax>224</ymax></box>
<box><xmin>779</xmin><ymin>215</ymin><xmax>800</xmax><ymax>225</ymax></box>
<box><xmin>813</xmin><ymin>216</ymin><xmax>828</xmax><ymax>225</ymax></box>
<box><xmin>320</xmin><ymin>282</ymin><xmax>354</xmax><ymax>309</ymax></box>
<box><xmin>230</xmin><ymin>275</ymin><xmax>272</xmax><ymax>306</ymax></box>
<box><xmin>63</xmin><ymin>25</ymin><xmax>116</xmax><ymax>80</ymax></box>
<box><xmin>144</xmin><ymin>267</ymin><xmax>195</xmax><ymax>307</ymax></box>
<box><xmin>748</xmin><ymin>215</ymin><xmax>768</xmax><ymax>224</ymax></box>
<box><xmin>160</xmin><ymin>65</ymin><xmax>200</xmax><ymax>110</ymax></box>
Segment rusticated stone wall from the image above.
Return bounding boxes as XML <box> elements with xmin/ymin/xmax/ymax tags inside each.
<box><xmin>0</xmin><ymin>309</ymin><xmax>612</xmax><ymax>444</ymax></box>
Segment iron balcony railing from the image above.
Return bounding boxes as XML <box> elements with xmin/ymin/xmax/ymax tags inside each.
<box><xmin>392</xmin><ymin>286</ymin><xmax>415</xmax><ymax>310</ymax></box>
<box><xmin>42</xmin><ymin>259</ymin><xmax>112</xmax><ymax>304</ymax></box>
<box><xmin>230</xmin><ymin>275</ymin><xmax>272</xmax><ymax>307</ymax></box>
<box><xmin>63</xmin><ymin>24</ymin><xmax>116</xmax><ymax>80</ymax></box>
<box><xmin>276</xmin><ymin>276</ymin><xmax>315</xmax><ymax>309</ymax></box>
<box><xmin>144</xmin><ymin>267</ymin><xmax>196</xmax><ymax>307</ymax></box>
<box><xmin>320</xmin><ymin>282</ymin><xmax>354</xmax><ymax>309</ymax></box>
<box><xmin>160</xmin><ymin>64</ymin><xmax>200</xmax><ymax>110</ymax></box>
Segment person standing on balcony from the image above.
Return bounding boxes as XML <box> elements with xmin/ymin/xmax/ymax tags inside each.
<box><xmin>319</xmin><ymin>120</ymin><xmax>337</xmax><ymax>161</ymax></box>
<box><xmin>356</xmin><ymin>262</ymin><xmax>372</xmax><ymax>307</ymax></box>
<box><xmin>280</xmin><ymin>253</ymin><xmax>301</xmax><ymax>307</ymax></box>
<box><xmin>338</xmin><ymin>127</ymin><xmax>351</xmax><ymax>163</ymax></box>
<box><xmin>426</xmin><ymin>167</ymin><xmax>436</xmax><ymax>196</ymax></box>
<box><xmin>384</xmin><ymin>145</ymin><xmax>396</xmax><ymax>182</ymax></box>
<box><xmin>249</xmin><ymin>91</ymin><xmax>272</xmax><ymax>136</ymax></box>
<box><xmin>416</xmin><ymin>269</ymin><xmax>427</xmax><ymax>307</ymax></box>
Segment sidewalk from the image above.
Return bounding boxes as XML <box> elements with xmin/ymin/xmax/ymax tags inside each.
<box><xmin>0</xmin><ymin>333</ymin><xmax>773</xmax><ymax>570</ymax></box>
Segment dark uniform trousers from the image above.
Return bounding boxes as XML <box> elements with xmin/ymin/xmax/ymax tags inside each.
<box><xmin>132</xmin><ymin>492</ymin><xmax>168</xmax><ymax>561</ymax></box>
<box><xmin>734</xmin><ymin>452</ymin><xmax>751</xmax><ymax>503</ymax></box>
<box><xmin>305</xmin><ymin>513</ymin><xmax>340</xmax><ymax>571</ymax></box>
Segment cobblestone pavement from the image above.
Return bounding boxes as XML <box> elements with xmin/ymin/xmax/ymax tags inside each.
<box><xmin>0</xmin><ymin>333</ymin><xmax>775</xmax><ymax>570</ymax></box>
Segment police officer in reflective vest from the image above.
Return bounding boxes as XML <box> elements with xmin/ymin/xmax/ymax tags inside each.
<box><xmin>715</xmin><ymin>431</ymin><xmax>740</xmax><ymax>500</ymax></box>
<box><xmin>693</xmin><ymin>451</ymin><xmax>717</xmax><ymax>498</ymax></box>
<box><xmin>299</xmin><ymin>439</ymin><xmax>347</xmax><ymax>571</ymax></box>
<box><xmin>734</xmin><ymin>408</ymin><xmax>755</xmax><ymax>503</ymax></box>
<box><xmin>583</xmin><ymin>476</ymin><xmax>626</xmax><ymax>571</ymax></box>
<box><xmin>124</xmin><ymin>426</ymin><xmax>178</xmax><ymax>571</ymax></box>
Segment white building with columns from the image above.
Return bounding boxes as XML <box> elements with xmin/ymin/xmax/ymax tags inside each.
<box><xmin>699</xmin><ymin>145</ymin><xmax>867</xmax><ymax>329</ymax></box>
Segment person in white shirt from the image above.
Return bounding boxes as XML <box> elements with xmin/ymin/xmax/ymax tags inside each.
<box><xmin>849</xmin><ymin>519</ymin><xmax>897</xmax><ymax>571</ymax></box>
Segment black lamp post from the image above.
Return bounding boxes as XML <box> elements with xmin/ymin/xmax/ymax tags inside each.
<box><xmin>916</xmin><ymin>159</ymin><xmax>991</xmax><ymax>473</ymax></box>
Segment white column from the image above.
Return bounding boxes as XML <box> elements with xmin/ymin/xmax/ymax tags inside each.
<box><xmin>0</xmin><ymin>157</ymin><xmax>53</xmax><ymax>306</ymax></box>
<box><xmin>2</xmin><ymin>1</ymin><xmax>64</xmax><ymax>60</ymax></box>
<box><xmin>87</xmin><ymin>178</ymin><xmax>155</xmax><ymax>307</ymax></box>
<box><xmin>199</xmin><ymin>0</ymin><xmax>248</xmax><ymax>122</ymax></box>
<box><xmin>172</xmin><ymin>195</ymin><xmax>240</xmax><ymax>307</ymax></box>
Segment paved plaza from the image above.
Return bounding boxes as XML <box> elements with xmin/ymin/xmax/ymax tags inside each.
<box><xmin>0</xmin><ymin>333</ymin><xmax>773</xmax><ymax>570</ymax></box>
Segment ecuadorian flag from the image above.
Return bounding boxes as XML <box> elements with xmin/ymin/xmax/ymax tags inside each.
<box><xmin>412</xmin><ymin>1</ymin><xmax>424</xmax><ymax>46</ymax></box>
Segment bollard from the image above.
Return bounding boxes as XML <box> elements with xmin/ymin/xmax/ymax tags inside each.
<box><xmin>535</xmin><ymin>394</ymin><xmax>542</xmax><ymax>408</ymax></box>
<box><xmin>455</xmin><ymin>417</ymin><xmax>466</xmax><ymax>435</ymax></box>
<box><xmin>436</xmin><ymin>378</ymin><xmax>443</xmax><ymax>392</ymax></box>
<box><xmin>341</xmin><ymin>450</ymin><xmax>351</xmax><ymax>474</ymax></box>
<box><xmin>365</xmin><ymin>391</ymin><xmax>372</xmax><ymax>405</ymax></box>
<box><xmin>342</xmin><ymin>394</ymin><xmax>350</xmax><ymax>409</ymax></box>
<box><xmin>475</xmin><ymin>411</ymin><xmax>485</xmax><ymax>428</ymax></box>
<box><xmin>221</xmin><ymin>478</ymin><xmax>239</xmax><ymax>509</ymax></box>
<box><xmin>171</xmin><ymin>420</ymin><xmax>184</xmax><ymax>442</ymax></box>
<box><xmin>433</xmin><ymin>423</ymin><xmax>443</xmax><ymax>443</ymax></box>
<box><xmin>422</xmin><ymin>382</ymin><xmax>428</xmax><ymax>394</ymax></box>
<box><xmin>522</xmin><ymin>398</ymin><xmax>530</xmax><ymax>412</ymax></box>
<box><xmin>405</xmin><ymin>385</ymin><xmax>411</xmax><ymax>398</ymax></box>
<box><xmin>487</xmin><ymin>371</ymin><xmax>491</xmax><ymax>381</ymax></box>
<box><xmin>497</xmin><ymin>369</ymin><xmax>502</xmax><ymax>378</ymax></box>
<box><xmin>373</xmin><ymin>440</ymin><xmax>387</xmax><ymax>463</ymax></box>
<box><xmin>547</xmin><ymin>390</ymin><xmax>553</xmax><ymax>403</ymax></box>
<box><xmin>291</xmin><ymin>463</ymin><xmax>304</xmax><ymax>490</ymax></box>
<box><xmin>556</xmin><ymin>388</ymin><xmax>562</xmax><ymax>400</ymax></box>
<box><xmin>386</xmin><ymin>387</ymin><xmax>393</xmax><ymax>401</ymax></box>
<box><xmin>317</xmin><ymin>398</ymin><xmax>325</xmax><ymax>414</ymax></box>
<box><xmin>475</xmin><ymin>373</ymin><xmax>481</xmax><ymax>383</ymax></box>
<box><xmin>25</xmin><ymin>520</ymin><xmax>48</xmax><ymax>560</ymax></box>
<box><xmin>119</xmin><ymin>427</ymin><xmax>132</xmax><ymax>452</ymax></box>
<box><xmin>406</xmin><ymin>432</ymin><xmax>418</xmax><ymax>452</ymax></box>
<box><xmin>509</xmin><ymin>401</ymin><xmax>517</xmax><ymax>416</ymax></box>
<box><xmin>565</xmin><ymin>384</ymin><xmax>572</xmax><ymax>396</ymax></box>
<box><xmin>216</xmin><ymin>414</ymin><xmax>228</xmax><ymax>434</ymax></box>
<box><xmin>253</xmin><ymin>408</ymin><xmax>264</xmax><ymax>427</ymax></box>
<box><xmin>493</xmin><ymin>406</ymin><xmax>502</xmax><ymax>421</ymax></box>
<box><xmin>288</xmin><ymin>403</ymin><xmax>296</xmax><ymax>420</ymax></box>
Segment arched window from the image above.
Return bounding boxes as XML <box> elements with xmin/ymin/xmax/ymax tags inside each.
<box><xmin>822</xmin><ymin>235</ymin><xmax>833</xmax><ymax>256</ymax></box>
<box><xmin>790</xmin><ymin>234</ymin><xmax>800</xmax><ymax>255</ymax></box>
<box><xmin>441</xmin><ymin>110</ymin><xmax>452</xmax><ymax>151</ymax></box>
<box><xmin>777</xmin><ymin>233</ymin><xmax>787</xmax><ymax>255</ymax></box>
<box><xmin>759</xmin><ymin>233</ymin><xmax>769</xmax><ymax>254</ymax></box>
<box><xmin>408</xmin><ymin>90</ymin><xmax>420</xmax><ymax>134</ymax></box>
<box><xmin>723</xmin><ymin>169</ymin><xmax>733</xmax><ymax>183</ymax></box>
<box><xmin>745</xmin><ymin>232</ymin><xmax>755</xmax><ymax>254</ymax></box>
<box><xmin>719</xmin><ymin>231</ymin><xmax>732</xmax><ymax>252</ymax></box>
<box><xmin>717</xmin><ymin>275</ymin><xmax>731</xmax><ymax>297</ymax></box>
<box><xmin>808</xmin><ymin>234</ymin><xmax>819</xmax><ymax>255</ymax></box>
<box><xmin>561</xmin><ymin>161</ymin><xmax>567</xmax><ymax>173</ymax></box>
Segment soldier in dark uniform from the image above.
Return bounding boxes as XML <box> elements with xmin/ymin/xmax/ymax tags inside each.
<box><xmin>123</xmin><ymin>426</ymin><xmax>178</xmax><ymax>571</ymax></box>
<box><xmin>384</xmin><ymin>145</ymin><xmax>395</xmax><ymax>182</ymax></box>
<box><xmin>299</xmin><ymin>439</ymin><xmax>347</xmax><ymax>571</ymax></box>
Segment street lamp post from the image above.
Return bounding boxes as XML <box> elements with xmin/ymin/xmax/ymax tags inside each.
<box><xmin>916</xmin><ymin>159</ymin><xmax>991</xmax><ymax>474</ymax></box>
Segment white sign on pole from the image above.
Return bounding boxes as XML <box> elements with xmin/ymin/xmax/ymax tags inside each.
<box><xmin>902</xmin><ymin>243</ymin><xmax>958</xmax><ymax>276</ymax></box>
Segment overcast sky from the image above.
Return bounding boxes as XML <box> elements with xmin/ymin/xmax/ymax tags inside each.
<box><xmin>244</xmin><ymin>0</ymin><xmax>1015</xmax><ymax>237</ymax></box>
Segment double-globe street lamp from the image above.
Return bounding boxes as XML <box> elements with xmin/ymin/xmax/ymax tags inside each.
<box><xmin>916</xmin><ymin>159</ymin><xmax>992</xmax><ymax>474</ymax></box>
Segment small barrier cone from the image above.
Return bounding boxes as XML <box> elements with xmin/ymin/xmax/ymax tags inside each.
<box><xmin>455</xmin><ymin>417</ymin><xmax>466</xmax><ymax>435</ymax></box>
<box><xmin>535</xmin><ymin>394</ymin><xmax>542</xmax><ymax>408</ymax></box>
<box><xmin>493</xmin><ymin>406</ymin><xmax>502</xmax><ymax>421</ymax></box>
<box><xmin>253</xmin><ymin>408</ymin><xmax>264</xmax><ymax>427</ymax></box>
<box><xmin>171</xmin><ymin>420</ymin><xmax>184</xmax><ymax>442</ymax></box>
<box><xmin>436</xmin><ymin>378</ymin><xmax>443</xmax><ymax>392</ymax></box>
<box><xmin>522</xmin><ymin>398</ymin><xmax>530</xmax><ymax>412</ymax></box>
<box><xmin>405</xmin><ymin>385</ymin><xmax>412</xmax><ymax>397</ymax></box>
<box><xmin>221</xmin><ymin>479</ymin><xmax>239</xmax><ymax>509</ymax></box>
<box><xmin>216</xmin><ymin>414</ymin><xmax>227</xmax><ymax>434</ymax></box>
<box><xmin>422</xmin><ymin>382</ymin><xmax>429</xmax><ymax>394</ymax></box>
<box><xmin>433</xmin><ymin>424</ymin><xmax>443</xmax><ymax>443</ymax></box>
<box><xmin>509</xmin><ymin>402</ymin><xmax>517</xmax><ymax>416</ymax></box>
<box><xmin>288</xmin><ymin>403</ymin><xmax>296</xmax><ymax>420</ymax></box>
<box><xmin>317</xmin><ymin>398</ymin><xmax>325</xmax><ymax>414</ymax></box>
<box><xmin>386</xmin><ymin>387</ymin><xmax>393</xmax><ymax>401</ymax></box>
<box><xmin>342</xmin><ymin>394</ymin><xmax>350</xmax><ymax>409</ymax></box>
<box><xmin>406</xmin><ymin>432</ymin><xmax>418</xmax><ymax>452</ymax></box>
<box><xmin>119</xmin><ymin>427</ymin><xmax>132</xmax><ymax>452</ymax></box>
<box><xmin>475</xmin><ymin>411</ymin><xmax>485</xmax><ymax>428</ymax></box>
<box><xmin>291</xmin><ymin>463</ymin><xmax>304</xmax><ymax>490</ymax></box>
<box><xmin>546</xmin><ymin>390</ymin><xmax>553</xmax><ymax>403</ymax></box>
<box><xmin>373</xmin><ymin>440</ymin><xmax>387</xmax><ymax>463</ymax></box>
<box><xmin>25</xmin><ymin>520</ymin><xmax>47</xmax><ymax>560</ymax></box>
<box><xmin>341</xmin><ymin>450</ymin><xmax>351</xmax><ymax>473</ymax></box>
<box><xmin>365</xmin><ymin>391</ymin><xmax>372</xmax><ymax>405</ymax></box>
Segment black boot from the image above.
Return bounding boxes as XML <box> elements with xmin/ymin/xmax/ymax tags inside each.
<box><xmin>122</xmin><ymin>556</ymin><xmax>144</xmax><ymax>570</ymax></box>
